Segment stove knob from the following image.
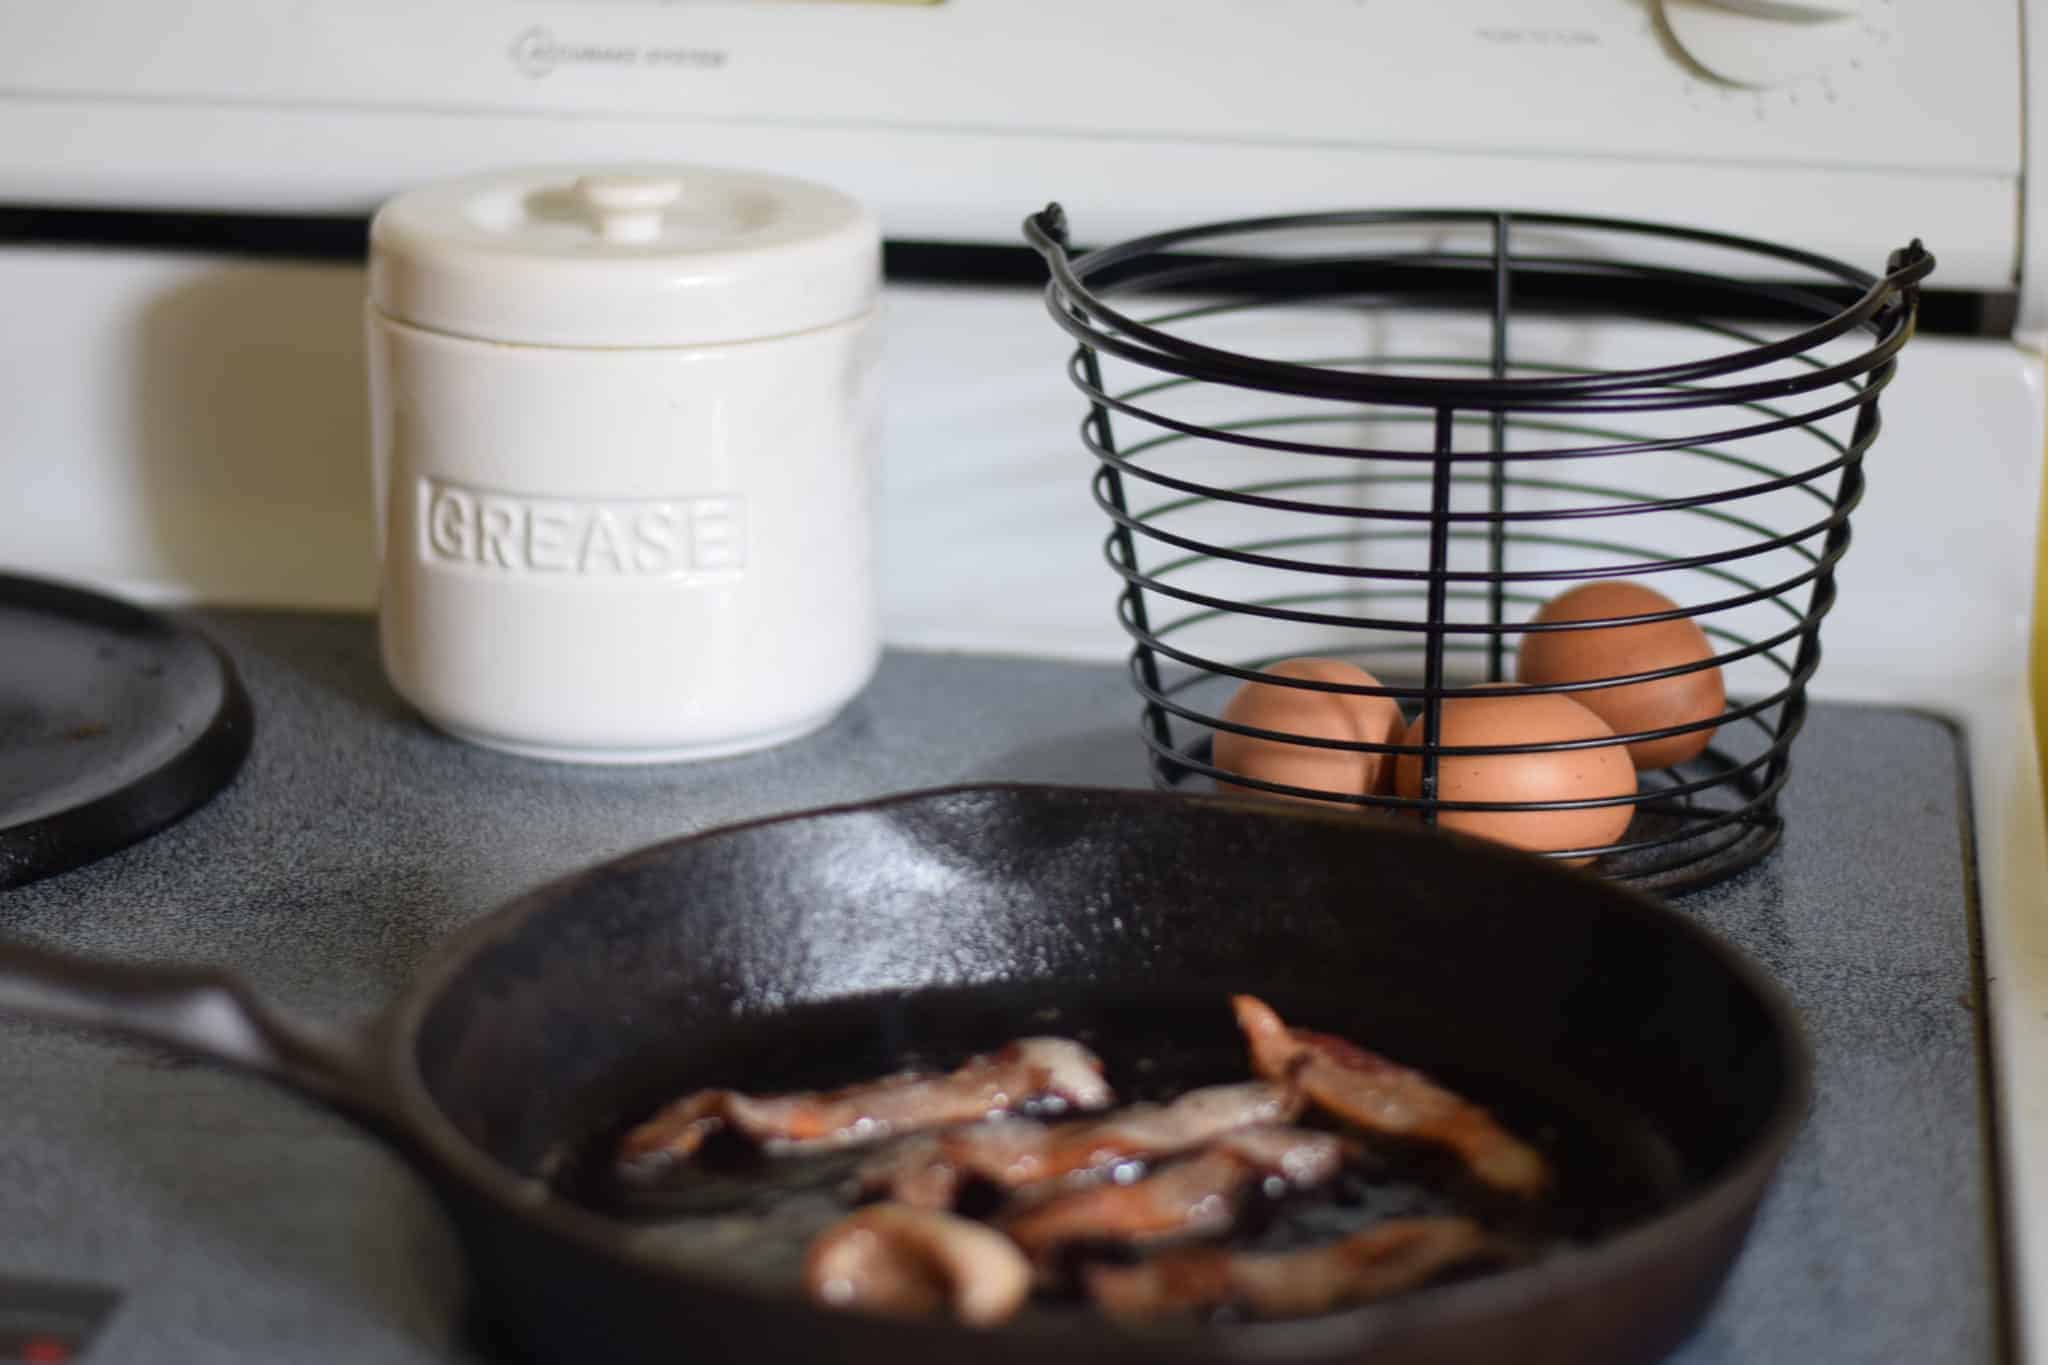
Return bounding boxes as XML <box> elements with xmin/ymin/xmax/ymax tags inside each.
<box><xmin>1657</xmin><ymin>0</ymin><xmax>1867</xmax><ymax>89</ymax></box>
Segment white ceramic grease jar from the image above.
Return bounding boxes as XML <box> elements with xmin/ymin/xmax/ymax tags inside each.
<box><xmin>366</xmin><ymin>165</ymin><xmax>881</xmax><ymax>762</ymax></box>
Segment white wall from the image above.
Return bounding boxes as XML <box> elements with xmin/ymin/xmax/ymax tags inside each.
<box><xmin>0</xmin><ymin>246</ymin><xmax>2036</xmax><ymax>712</ymax></box>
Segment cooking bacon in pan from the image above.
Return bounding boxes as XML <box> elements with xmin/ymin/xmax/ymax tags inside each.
<box><xmin>855</xmin><ymin>1079</ymin><xmax>1301</xmax><ymax>1209</ymax></box>
<box><xmin>620</xmin><ymin>996</ymin><xmax>1551</xmax><ymax>1326</ymax></box>
<box><xmin>617</xmin><ymin>1037</ymin><xmax>1114</xmax><ymax>1176</ymax></box>
<box><xmin>804</xmin><ymin>1204</ymin><xmax>1034</xmax><ymax>1327</ymax></box>
<box><xmin>1232</xmin><ymin>994</ymin><xmax>1551</xmax><ymax>1197</ymax></box>
<box><xmin>1000</xmin><ymin>1128</ymin><xmax>1346</xmax><ymax>1260</ymax></box>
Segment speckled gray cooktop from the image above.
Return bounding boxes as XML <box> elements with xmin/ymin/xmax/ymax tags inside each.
<box><xmin>0</xmin><ymin>610</ymin><xmax>1999</xmax><ymax>1364</ymax></box>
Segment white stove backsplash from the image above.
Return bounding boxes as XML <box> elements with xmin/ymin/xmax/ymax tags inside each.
<box><xmin>0</xmin><ymin>246</ymin><xmax>373</xmax><ymax>609</ymax></box>
<box><xmin>0</xmin><ymin>245</ymin><xmax>2038</xmax><ymax>715</ymax></box>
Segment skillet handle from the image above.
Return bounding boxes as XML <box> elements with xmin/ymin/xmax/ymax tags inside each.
<box><xmin>0</xmin><ymin>938</ymin><xmax>405</xmax><ymax>1141</ymax></box>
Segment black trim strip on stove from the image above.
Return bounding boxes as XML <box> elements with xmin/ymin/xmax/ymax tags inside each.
<box><xmin>0</xmin><ymin>203</ymin><xmax>2019</xmax><ymax>337</ymax></box>
<box><xmin>1930</xmin><ymin>706</ymin><xmax>2020</xmax><ymax>1365</ymax></box>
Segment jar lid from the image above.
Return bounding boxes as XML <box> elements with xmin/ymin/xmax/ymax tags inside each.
<box><xmin>369</xmin><ymin>164</ymin><xmax>879</xmax><ymax>348</ymax></box>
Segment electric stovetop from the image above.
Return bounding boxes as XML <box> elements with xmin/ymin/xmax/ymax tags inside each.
<box><xmin>0</xmin><ymin>610</ymin><xmax>1999</xmax><ymax>1364</ymax></box>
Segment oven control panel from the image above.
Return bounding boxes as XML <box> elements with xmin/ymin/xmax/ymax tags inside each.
<box><xmin>0</xmin><ymin>1</ymin><xmax>2024</xmax><ymax>288</ymax></box>
<box><xmin>0</xmin><ymin>0</ymin><xmax>2008</xmax><ymax>167</ymax></box>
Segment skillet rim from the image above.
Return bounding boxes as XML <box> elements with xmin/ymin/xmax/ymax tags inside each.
<box><xmin>379</xmin><ymin>782</ymin><xmax>1813</xmax><ymax>1360</ymax></box>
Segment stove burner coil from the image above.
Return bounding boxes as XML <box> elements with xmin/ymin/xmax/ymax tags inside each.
<box><xmin>1027</xmin><ymin>206</ymin><xmax>1932</xmax><ymax>894</ymax></box>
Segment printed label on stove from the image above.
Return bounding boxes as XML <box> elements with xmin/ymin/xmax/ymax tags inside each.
<box><xmin>418</xmin><ymin>478</ymin><xmax>745</xmax><ymax>581</ymax></box>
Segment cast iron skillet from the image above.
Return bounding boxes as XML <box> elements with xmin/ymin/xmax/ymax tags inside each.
<box><xmin>0</xmin><ymin>784</ymin><xmax>1807</xmax><ymax>1364</ymax></box>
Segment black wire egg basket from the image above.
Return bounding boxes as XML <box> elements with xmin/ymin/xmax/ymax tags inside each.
<box><xmin>1025</xmin><ymin>205</ymin><xmax>1932</xmax><ymax>894</ymax></box>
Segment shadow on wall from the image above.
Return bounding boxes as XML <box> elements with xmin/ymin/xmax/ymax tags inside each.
<box><xmin>129</xmin><ymin>261</ymin><xmax>377</xmax><ymax>608</ymax></box>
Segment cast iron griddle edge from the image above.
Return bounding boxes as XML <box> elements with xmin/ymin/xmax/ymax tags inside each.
<box><xmin>0</xmin><ymin>572</ymin><xmax>253</xmax><ymax>891</ymax></box>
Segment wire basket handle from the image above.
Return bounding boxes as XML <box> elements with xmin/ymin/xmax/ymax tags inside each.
<box><xmin>1025</xmin><ymin>203</ymin><xmax>1935</xmax><ymax>411</ymax></box>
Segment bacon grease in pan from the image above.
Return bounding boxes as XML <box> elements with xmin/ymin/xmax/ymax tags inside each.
<box><xmin>1085</xmin><ymin>1216</ymin><xmax>1504</xmax><ymax>1320</ymax></box>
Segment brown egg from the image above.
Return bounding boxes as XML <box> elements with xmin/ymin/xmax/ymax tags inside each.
<box><xmin>1213</xmin><ymin>659</ymin><xmax>1405</xmax><ymax>805</ymax></box>
<box><xmin>1514</xmin><ymin>580</ymin><xmax>1725</xmax><ymax>770</ymax></box>
<box><xmin>1394</xmin><ymin>688</ymin><xmax>1636</xmax><ymax>861</ymax></box>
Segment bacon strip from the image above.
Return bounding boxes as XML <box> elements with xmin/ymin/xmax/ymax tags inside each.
<box><xmin>618</xmin><ymin>1037</ymin><xmax>1113</xmax><ymax>1175</ymax></box>
<box><xmin>804</xmin><ymin>1205</ymin><xmax>1033</xmax><ymax>1327</ymax></box>
<box><xmin>856</xmin><ymin>1080</ymin><xmax>1301</xmax><ymax>1208</ymax></box>
<box><xmin>1210</xmin><ymin>1125</ymin><xmax>1351</xmax><ymax>1188</ymax></box>
<box><xmin>999</xmin><ymin>1127</ymin><xmax>1344</xmax><ymax>1260</ymax></box>
<box><xmin>1084</xmin><ymin>1216</ymin><xmax>1501</xmax><ymax>1320</ymax></box>
<box><xmin>1232</xmin><ymin>995</ymin><xmax>1549</xmax><ymax>1197</ymax></box>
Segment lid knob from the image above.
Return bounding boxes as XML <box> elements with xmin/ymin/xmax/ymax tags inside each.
<box><xmin>371</xmin><ymin>164</ymin><xmax>879</xmax><ymax>346</ymax></box>
<box><xmin>573</xmin><ymin>173</ymin><xmax>684</xmax><ymax>245</ymax></box>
